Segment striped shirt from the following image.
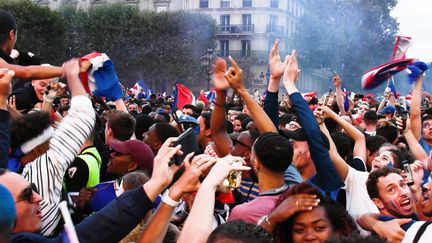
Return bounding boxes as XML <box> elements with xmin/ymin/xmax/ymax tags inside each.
<box><xmin>22</xmin><ymin>95</ymin><xmax>95</xmax><ymax>237</ymax></box>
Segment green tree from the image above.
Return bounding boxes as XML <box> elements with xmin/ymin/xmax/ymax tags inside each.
<box><xmin>63</xmin><ymin>5</ymin><xmax>217</xmax><ymax>89</ymax></box>
<box><xmin>293</xmin><ymin>0</ymin><xmax>398</xmax><ymax>91</ymax></box>
<box><xmin>0</xmin><ymin>0</ymin><xmax>67</xmax><ymax>65</ymax></box>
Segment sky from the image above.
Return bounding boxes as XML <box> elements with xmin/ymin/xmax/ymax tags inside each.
<box><xmin>391</xmin><ymin>0</ymin><xmax>432</xmax><ymax>62</ymax></box>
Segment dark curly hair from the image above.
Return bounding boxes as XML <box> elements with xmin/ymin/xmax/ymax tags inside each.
<box><xmin>274</xmin><ymin>183</ymin><xmax>359</xmax><ymax>243</ymax></box>
<box><xmin>207</xmin><ymin>220</ymin><xmax>274</xmax><ymax>243</ymax></box>
<box><xmin>10</xmin><ymin>111</ymin><xmax>52</xmax><ymax>150</ymax></box>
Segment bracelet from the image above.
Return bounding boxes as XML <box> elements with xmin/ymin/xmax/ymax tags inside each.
<box><xmin>257</xmin><ymin>214</ymin><xmax>271</xmax><ymax>226</ymax></box>
<box><xmin>162</xmin><ymin>189</ymin><xmax>181</xmax><ymax>207</ymax></box>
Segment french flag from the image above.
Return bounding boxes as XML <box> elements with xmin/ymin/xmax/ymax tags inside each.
<box><xmin>173</xmin><ymin>83</ymin><xmax>195</xmax><ymax>109</ymax></box>
<box><xmin>392</xmin><ymin>36</ymin><xmax>411</xmax><ymax>61</ymax></box>
<box><xmin>79</xmin><ymin>52</ymin><xmax>123</xmax><ymax>101</ymax></box>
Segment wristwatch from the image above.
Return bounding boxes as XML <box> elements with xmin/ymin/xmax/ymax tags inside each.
<box><xmin>161</xmin><ymin>189</ymin><xmax>181</xmax><ymax>207</ymax></box>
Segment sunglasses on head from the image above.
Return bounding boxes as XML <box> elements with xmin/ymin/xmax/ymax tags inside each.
<box><xmin>232</xmin><ymin>139</ymin><xmax>251</xmax><ymax>149</ymax></box>
<box><xmin>16</xmin><ymin>183</ymin><xmax>38</xmax><ymax>203</ymax></box>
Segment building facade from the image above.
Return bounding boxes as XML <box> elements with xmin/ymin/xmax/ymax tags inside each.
<box><xmin>36</xmin><ymin>0</ymin><xmax>328</xmax><ymax>93</ymax></box>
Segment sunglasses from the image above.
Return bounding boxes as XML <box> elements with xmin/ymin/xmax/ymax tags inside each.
<box><xmin>16</xmin><ymin>183</ymin><xmax>38</xmax><ymax>203</ymax></box>
<box><xmin>232</xmin><ymin>139</ymin><xmax>252</xmax><ymax>149</ymax></box>
<box><xmin>110</xmin><ymin>149</ymin><xmax>127</xmax><ymax>157</ymax></box>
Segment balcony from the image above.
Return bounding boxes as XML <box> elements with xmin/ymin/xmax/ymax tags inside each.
<box><xmin>218</xmin><ymin>24</ymin><xmax>255</xmax><ymax>35</ymax></box>
<box><xmin>215</xmin><ymin>50</ymin><xmax>287</xmax><ymax>63</ymax></box>
<box><xmin>266</xmin><ymin>25</ymin><xmax>285</xmax><ymax>35</ymax></box>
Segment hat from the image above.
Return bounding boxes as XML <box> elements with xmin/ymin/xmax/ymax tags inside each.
<box><xmin>178</xmin><ymin>114</ymin><xmax>198</xmax><ymax>124</ymax></box>
<box><xmin>0</xmin><ymin>184</ymin><xmax>16</xmax><ymax>233</ymax></box>
<box><xmin>0</xmin><ymin>10</ymin><xmax>16</xmax><ymax>34</ymax></box>
<box><xmin>279</xmin><ymin>128</ymin><xmax>330</xmax><ymax>150</ymax></box>
<box><xmin>380</xmin><ymin>105</ymin><xmax>396</xmax><ymax>115</ymax></box>
<box><xmin>108</xmin><ymin>140</ymin><xmax>154</xmax><ymax>172</ymax></box>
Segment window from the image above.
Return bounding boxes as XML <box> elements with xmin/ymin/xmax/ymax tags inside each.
<box><xmin>269</xmin><ymin>15</ymin><xmax>277</xmax><ymax>32</ymax></box>
<box><xmin>199</xmin><ymin>0</ymin><xmax>208</xmax><ymax>8</ymax></box>
<box><xmin>242</xmin><ymin>14</ymin><xmax>252</xmax><ymax>31</ymax></box>
<box><xmin>220</xmin><ymin>15</ymin><xmax>230</xmax><ymax>32</ymax></box>
<box><xmin>220</xmin><ymin>40</ymin><xmax>229</xmax><ymax>57</ymax></box>
<box><xmin>242</xmin><ymin>0</ymin><xmax>252</xmax><ymax>7</ymax></box>
<box><xmin>221</xmin><ymin>0</ymin><xmax>230</xmax><ymax>8</ymax></box>
<box><xmin>270</xmin><ymin>0</ymin><xmax>278</xmax><ymax>8</ymax></box>
<box><xmin>241</xmin><ymin>40</ymin><xmax>251</xmax><ymax>57</ymax></box>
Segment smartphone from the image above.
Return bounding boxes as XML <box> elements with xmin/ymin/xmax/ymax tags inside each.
<box><xmin>170</xmin><ymin>127</ymin><xmax>199</xmax><ymax>166</ymax></box>
<box><xmin>402</xmin><ymin>160</ymin><xmax>414</xmax><ymax>186</ymax></box>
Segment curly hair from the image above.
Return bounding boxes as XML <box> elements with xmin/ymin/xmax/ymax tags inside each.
<box><xmin>274</xmin><ymin>183</ymin><xmax>358</xmax><ymax>243</ymax></box>
<box><xmin>10</xmin><ymin>111</ymin><xmax>52</xmax><ymax>150</ymax></box>
<box><xmin>207</xmin><ymin>220</ymin><xmax>274</xmax><ymax>243</ymax></box>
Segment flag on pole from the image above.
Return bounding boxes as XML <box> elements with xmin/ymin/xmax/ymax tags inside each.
<box><xmin>391</xmin><ymin>36</ymin><xmax>411</xmax><ymax>61</ymax></box>
<box><xmin>173</xmin><ymin>83</ymin><xmax>195</xmax><ymax>109</ymax></box>
<box><xmin>79</xmin><ymin>52</ymin><xmax>123</xmax><ymax>101</ymax></box>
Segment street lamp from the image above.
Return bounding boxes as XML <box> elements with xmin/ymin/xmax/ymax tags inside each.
<box><xmin>201</xmin><ymin>48</ymin><xmax>214</xmax><ymax>90</ymax></box>
<box><xmin>259</xmin><ymin>71</ymin><xmax>265</xmax><ymax>84</ymax></box>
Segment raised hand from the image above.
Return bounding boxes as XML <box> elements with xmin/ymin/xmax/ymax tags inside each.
<box><xmin>0</xmin><ymin>68</ymin><xmax>14</xmax><ymax>98</ymax></box>
<box><xmin>212</xmin><ymin>57</ymin><xmax>230</xmax><ymax>90</ymax></box>
<box><xmin>202</xmin><ymin>155</ymin><xmax>250</xmax><ymax>190</ymax></box>
<box><xmin>282</xmin><ymin>50</ymin><xmax>300</xmax><ymax>86</ymax></box>
<box><xmin>170</xmin><ymin>154</ymin><xmax>217</xmax><ymax>200</ymax></box>
<box><xmin>332</xmin><ymin>73</ymin><xmax>341</xmax><ymax>87</ymax></box>
<box><xmin>62</xmin><ymin>58</ymin><xmax>80</xmax><ymax>79</ymax></box>
<box><xmin>269</xmin><ymin>39</ymin><xmax>288</xmax><ymax>80</ymax></box>
<box><xmin>75</xmin><ymin>187</ymin><xmax>98</xmax><ymax>209</ymax></box>
<box><xmin>152</xmin><ymin>137</ymin><xmax>183</xmax><ymax>188</ymax></box>
<box><xmin>224</xmin><ymin>56</ymin><xmax>244</xmax><ymax>92</ymax></box>
<box><xmin>269</xmin><ymin>194</ymin><xmax>320</xmax><ymax>224</ymax></box>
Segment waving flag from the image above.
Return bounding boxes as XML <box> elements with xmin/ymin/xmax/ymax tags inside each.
<box><xmin>129</xmin><ymin>80</ymin><xmax>149</xmax><ymax>96</ymax></box>
<box><xmin>361</xmin><ymin>58</ymin><xmax>414</xmax><ymax>90</ymax></box>
<box><xmin>79</xmin><ymin>52</ymin><xmax>123</xmax><ymax>101</ymax></box>
<box><xmin>386</xmin><ymin>79</ymin><xmax>397</xmax><ymax>96</ymax></box>
<box><xmin>205</xmin><ymin>90</ymin><xmax>216</xmax><ymax>103</ymax></box>
<box><xmin>391</xmin><ymin>36</ymin><xmax>411</xmax><ymax>61</ymax></box>
<box><xmin>173</xmin><ymin>83</ymin><xmax>195</xmax><ymax>109</ymax></box>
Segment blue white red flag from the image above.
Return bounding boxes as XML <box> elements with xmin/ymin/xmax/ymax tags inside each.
<box><xmin>79</xmin><ymin>52</ymin><xmax>123</xmax><ymax>101</ymax></box>
<box><xmin>173</xmin><ymin>83</ymin><xmax>195</xmax><ymax>109</ymax></box>
<box><xmin>361</xmin><ymin>58</ymin><xmax>414</xmax><ymax>90</ymax></box>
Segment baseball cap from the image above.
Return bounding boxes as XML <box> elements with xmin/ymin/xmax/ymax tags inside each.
<box><xmin>380</xmin><ymin>105</ymin><xmax>396</xmax><ymax>115</ymax></box>
<box><xmin>108</xmin><ymin>140</ymin><xmax>154</xmax><ymax>172</ymax></box>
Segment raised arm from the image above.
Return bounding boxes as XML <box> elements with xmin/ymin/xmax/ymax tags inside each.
<box><xmin>210</xmin><ymin>58</ymin><xmax>232</xmax><ymax>156</ymax></box>
<box><xmin>333</xmin><ymin>74</ymin><xmax>346</xmax><ymax>115</ymax></box>
<box><xmin>319</xmin><ymin>105</ymin><xmax>367</xmax><ymax>162</ymax></box>
<box><xmin>410</xmin><ymin>75</ymin><xmax>424</xmax><ymax>140</ymax></box>
<box><xmin>0</xmin><ymin>69</ymin><xmax>14</xmax><ymax>168</ymax></box>
<box><xmin>282</xmin><ymin>51</ymin><xmax>343</xmax><ymax>192</ymax></box>
<box><xmin>178</xmin><ymin>155</ymin><xmax>250</xmax><ymax>243</ymax></box>
<box><xmin>264</xmin><ymin>39</ymin><xmax>288</xmax><ymax>127</ymax></box>
<box><xmin>314</xmin><ymin>108</ymin><xmax>350</xmax><ymax>181</ymax></box>
<box><xmin>139</xmin><ymin>154</ymin><xmax>216</xmax><ymax>243</ymax></box>
<box><xmin>0</xmin><ymin>59</ymin><xmax>63</xmax><ymax>80</ymax></box>
<box><xmin>225</xmin><ymin>56</ymin><xmax>277</xmax><ymax>133</ymax></box>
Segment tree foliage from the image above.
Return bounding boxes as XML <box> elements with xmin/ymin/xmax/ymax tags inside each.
<box><xmin>0</xmin><ymin>0</ymin><xmax>67</xmax><ymax>65</ymax></box>
<box><xmin>293</xmin><ymin>0</ymin><xmax>399</xmax><ymax>91</ymax></box>
<box><xmin>1</xmin><ymin>0</ymin><xmax>217</xmax><ymax>88</ymax></box>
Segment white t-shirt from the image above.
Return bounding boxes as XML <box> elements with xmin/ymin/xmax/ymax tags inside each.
<box><xmin>403</xmin><ymin>221</ymin><xmax>432</xmax><ymax>243</ymax></box>
<box><xmin>344</xmin><ymin>167</ymin><xmax>380</xmax><ymax>234</ymax></box>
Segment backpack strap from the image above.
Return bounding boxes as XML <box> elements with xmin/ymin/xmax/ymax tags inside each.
<box><xmin>413</xmin><ymin>221</ymin><xmax>432</xmax><ymax>243</ymax></box>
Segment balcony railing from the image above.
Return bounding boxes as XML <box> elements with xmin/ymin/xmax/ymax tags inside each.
<box><xmin>218</xmin><ymin>24</ymin><xmax>255</xmax><ymax>34</ymax></box>
<box><xmin>266</xmin><ymin>25</ymin><xmax>285</xmax><ymax>35</ymax></box>
<box><xmin>215</xmin><ymin>50</ymin><xmax>287</xmax><ymax>62</ymax></box>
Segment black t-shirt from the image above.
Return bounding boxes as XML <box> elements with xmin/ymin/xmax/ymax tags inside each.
<box><xmin>10</xmin><ymin>84</ymin><xmax>40</xmax><ymax>113</ymax></box>
<box><xmin>64</xmin><ymin>157</ymin><xmax>90</xmax><ymax>192</ymax></box>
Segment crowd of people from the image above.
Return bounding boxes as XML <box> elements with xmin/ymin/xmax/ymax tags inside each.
<box><xmin>1</xmin><ymin>9</ymin><xmax>432</xmax><ymax>243</ymax></box>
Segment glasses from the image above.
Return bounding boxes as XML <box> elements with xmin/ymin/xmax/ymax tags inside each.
<box><xmin>110</xmin><ymin>149</ymin><xmax>127</xmax><ymax>157</ymax></box>
<box><xmin>423</xmin><ymin>123</ymin><xmax>432</xmax><ymax>129</ymax></box>
<box><xmin>16</xmin><ymin>183</ymin><xmax>38</xmax><ymax>203</ymax></box>
<box><xmin>232</xmin><ymin>139</ymin><xmax>251</xmax><ymax>149</ymax></box>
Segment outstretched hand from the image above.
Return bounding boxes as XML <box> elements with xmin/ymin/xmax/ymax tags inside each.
<box><xmin>269</xmin><ymin>39</ymin><xmax>288</xmax><ymax>80</ymax></box>
<box><xmin>282</xmin><ymin>50</ymin><xmax>300</xmax><ymax>86</ymax></box>
<box><xmin>152</xmin><ymin>137</ymin><xmax>183</xmax><ymax>188</ymax></box>
<box><xmin>202</xmin><ymin>155</ymin><xmax>250</xmax><ymax>190</ymax></box>
<box><xmin>224</xmin><ymin>56</ymin><xmax>244</xmax><ymax>92</ymax></box>
<box><xmin>0</xmin><ymin>68</ymin><xmax>14</xmax><ymax>98</ymax></box>
<box><xmin>332</xmin><ymin>74</ymin><xmax>341</xmax><ymax>87</ymax></box>
<box><xmin>212</xmin><ymin>57</ymin><xmax>230</xmax><ymax>90</ymax></box>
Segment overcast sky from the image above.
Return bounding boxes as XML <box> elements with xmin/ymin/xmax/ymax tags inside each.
<box><xmin>391</xmin><ymin>0</ymin><xmax>432</xmax><ymax>62</ymax></box>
